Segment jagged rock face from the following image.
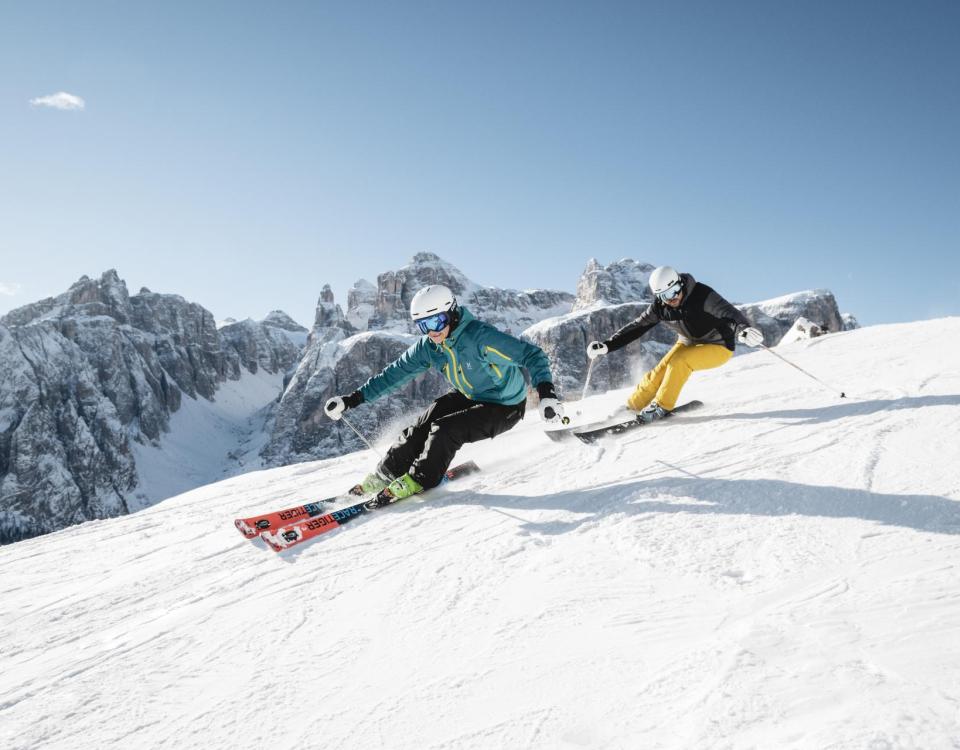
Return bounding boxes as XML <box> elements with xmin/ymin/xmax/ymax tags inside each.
<box><xmin>219</xmin><ymin>319</ymin><xmax>304</xmax><ymax>376</ymax></box>
<box><xmin>465</xmin><ymin>287</ymin><xmax>574</xmax><ymax>336</ymax></box>
<box><xmin>842</xmin><ymin>313</ymin><xmax>860</xmax><ymax>331</ymax></box>
<box><xmin>2</xmin><ymin>270</ymin><xmax>133</xmax><ymax>327</ymax></box>
<box><xmin>573</xmin><ymin>258</ymin><xmax>655</xmax><ymax>310</ymax></box>
<box><xmin>738</xmin><ymin>290</ymin><xmax>846</xmax><ymax>346</ymax></box>
<box><xmin>313</xmin><ymin>285</ymin><xmax>351</xmax><ymax>333</ymax></box>
<box><xmin>0</xmin><ymin>324</ymin><xmax>136</xmax><ymax>543</ymax></box>
<box><xmin>61</xmin><ymin>317</ymin><xmax>180</xmax><ymax>441</ymax></box>
<box><xmin>369</xmin><ymin>253</ymin><xmax>474</xmax><ymax>328</ymax></box>
<box><xmin>1</xmin><ymin>270</ymin><xmax>305</xmax><ymax>543</ymax></box>
<box><xmin>2</xmin><ymin>272</ymin><xmax>192</xmax><ymax>439</ymax></box>
<box><xmin>262</xmin><ymin>310</ymin><xmax>308</xmax><ymax>333</ymax></box>
<box><xmin>360</xmin><ymin>252</ymin><xmax>574</xmax><ymax>334</ymax></box>
<box><xmin>346</xmin><ymin>280</ymin><xmax>377</xmax><ymax>331</ymax></box>
<box><xmin>128</xmin><ymin>291</ymin><xmax>229</xmax><ymax>400</ymax></box>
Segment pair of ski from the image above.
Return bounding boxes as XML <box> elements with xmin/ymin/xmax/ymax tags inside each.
<box><xmin>234</xmin><ymin>461</ymin><xmax>481</xmax><ymax>552</ymax></box>
<box><xmin>545</xmin><ymin>400</ymin><xmax>704</xmax><ymax>444</ymax></box>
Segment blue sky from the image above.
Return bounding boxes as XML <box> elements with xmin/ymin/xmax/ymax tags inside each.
<box><xmin>1</xmin><ymin>1</ymin><xmax>957</xmax><ymax>328</ymax></box>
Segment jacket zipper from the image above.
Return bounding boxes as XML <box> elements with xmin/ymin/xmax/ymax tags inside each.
<box><xmin>443</xmin><ymin>342</ymin><xmax>473</xmax><ymax>396</ymax></box>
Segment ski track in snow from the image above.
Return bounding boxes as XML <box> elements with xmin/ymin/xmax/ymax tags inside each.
<box><xmin>3</xmin><ymin>318</ymin><xmax>960</xmax><ymax>749</ymax></box>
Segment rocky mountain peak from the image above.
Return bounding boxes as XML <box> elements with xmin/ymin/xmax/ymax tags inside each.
<box><xmin>312</xmin><ymin>285</ymin><xmax>349</xmax><ymax>332</ymax></box>
<box><xmin>2</xmin><ymin>268</ymin><xmax>133</xmax><ymax>327</ymax></box>
<box><xmin>738</xmin><ymin>289</ymin><xmax>847</xmax><ymax>344</ymax></box>
<box><xmin>574</xmin><ymin>258</ymin><xmax>655</xmax><ymax>310</ymax></box>
<box><xmin>355</xmin><ymin>253</ymin><xmax>572</xmax><ymax>335</ymax></box>
<box><xmin>261</xmin><ymin>311</ymin><xmax>307</xmax><ymax>333</ymax></box>
<box><xmin>346</xmin><ymin>279</ymin><xmax>377</xmax><ymax>331</ymax></box>
<box><xmin>369</xmin><ymin>253</ymin><xmax>479</xmax><ymax>328</ymax></box>
<box><xmin>405</xmin><ymin>252</ymin><xmax>474</xmax><ymax>294</ymax></box>
<box><xmin>65</xmin><ymin>269</ymin><xmax>132</xmax><ymax>320</ymax></box>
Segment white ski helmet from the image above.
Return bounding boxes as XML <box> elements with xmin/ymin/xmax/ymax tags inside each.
<box><xmin>409</xmin><ymin>284</ymin><xmax>457</xmax><ymax>320</ymax></box>
<box><xmin>649</xmin><ymin>266</ymin><xmax>682</xmax><ymax>297</ymax></box>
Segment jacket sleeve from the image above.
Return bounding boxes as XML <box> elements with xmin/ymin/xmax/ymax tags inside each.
<box><xmin>358</xmin><ymin>340</ymin><xmax>433</xmax><ymax>403</ymax></box>
<box><xmin>604</xmin><ymin>303</ymin><xmax>660</xmax><ymax>353</ymax></box>
<box><xmin>477</xmin><ymin>326</ymin><xmax>554</xmax><ymax>388</ymax></box>
<box><xmin>702</xmin><ymin>289</ymin><xmax>751</xmax><ymax>330</ymax></box>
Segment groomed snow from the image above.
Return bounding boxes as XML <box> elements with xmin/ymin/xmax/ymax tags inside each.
<box><xmin>2</xmin><ymin>318</ymin><xmax>960</xmax><ymax>749</ymax></box>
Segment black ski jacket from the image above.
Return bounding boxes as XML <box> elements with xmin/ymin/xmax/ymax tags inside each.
<box><xmin>604</xmin><ymin>273</ymin><xmax>751</xmax><ymax>353</ymax></box>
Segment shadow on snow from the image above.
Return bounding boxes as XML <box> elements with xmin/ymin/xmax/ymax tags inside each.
<box><xmin>473</xmin><ymin>469</ymin><xmax>960</xmax><ymax>537</ymax></box>
<box><xmin>271</xmin><ymin>473</ymin><xmax>960</xmax><ymax>559</ymax></box>
<box><xmin>683</xmin><ymin>393</ymin><xmax>960</xmax><ymax>427</ymax></box>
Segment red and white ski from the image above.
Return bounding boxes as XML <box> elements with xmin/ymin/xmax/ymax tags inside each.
<box><xmin>260</xmin><ymin>461</ymin><xmax>481</xmax><ymax>553</ymax></box>
<box><xmin>234</xmin><ymin>496</ymin><xmax>351</xmax><ymax>538</ymax></box>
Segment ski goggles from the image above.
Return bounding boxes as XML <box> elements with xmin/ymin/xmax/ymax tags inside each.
<box><xmin>657</xmin><ymin>280</ymin><xmax>684</xmax><ymax>302</ymax></box>
<box><xmin>415</xmin><ymin>311</ymin><xmax>451</xmax><ymax>334</ymax></box>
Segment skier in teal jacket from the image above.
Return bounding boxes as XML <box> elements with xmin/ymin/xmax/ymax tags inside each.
<box><xmin>325</xmin><ymin>284</ymin><xmax>564</xmax><ymax>506</ymax></box>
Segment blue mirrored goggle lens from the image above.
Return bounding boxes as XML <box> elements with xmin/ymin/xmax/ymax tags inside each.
<box><xmin>415</xmin><ymin>312</ymin><xmax>450</xmax><ymax>334</ymax></box>
<box><xmin>657</xmin><ymin>281</ymin><xmax>683</xmax><ymax>302</ymax></box>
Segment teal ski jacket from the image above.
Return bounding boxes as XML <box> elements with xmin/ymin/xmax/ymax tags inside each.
<box><xmin>358</xmin><ymin>308</ymin><xmax>554</xmax><ymax>406</ymax></box>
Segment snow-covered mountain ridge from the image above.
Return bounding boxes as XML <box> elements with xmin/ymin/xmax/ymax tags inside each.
<box><xmin>3</xmin><ymin>317</ymin><xmax>958</xmax><ymax>748</ymax></box>
<box><xmin>0</xmin><ymin>271</ymin><xmax>305</xmax><ymax>543</ymax></box>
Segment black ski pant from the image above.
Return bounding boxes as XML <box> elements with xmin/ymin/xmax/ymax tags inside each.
<box><xmin>378</xmin><ymin>391</ymin><xmax>525</xmax><ymax>489</ymax></box>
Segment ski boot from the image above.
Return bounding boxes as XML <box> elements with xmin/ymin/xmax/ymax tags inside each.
<box><xmin>637</xmin><ymin>401</ymin><xmax>669</xmax><ymax>424</ymax></box>
<box><xmin>349</xmin><ymin>471</ymin><xmax>389</xmax><ymax>497</ymax></box>
<box><xmin>364</xmin><ymin>474</ymin><xmax>423</xmax><ymax>510</ymax></box>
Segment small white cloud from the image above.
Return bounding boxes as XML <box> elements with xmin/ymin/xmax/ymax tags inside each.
<box><xmin>30</xmin><ymin>92</ymin><xmax>86</xmax><ymax>111</ymax></box>
<box><xmin>0</xmin><ymin>282</ymin><xmax>22</xmax><ymax>297</ymax></box>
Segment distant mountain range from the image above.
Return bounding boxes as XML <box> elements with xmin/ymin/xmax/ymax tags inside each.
<box><xmin>0</xmin><ymin>254</ymin><xmax>855</xmax><ymax>543</ymax></box>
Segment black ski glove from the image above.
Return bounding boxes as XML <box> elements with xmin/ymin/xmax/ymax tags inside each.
<box><xmin>536</xmin><ymin>382</ymin><xmax>558</xmax><ymax>401</ymax></box>
<box><xmin>343</xmin><ymin>390</ymin><xmax>364</xmax><ymax>409</ymax></box>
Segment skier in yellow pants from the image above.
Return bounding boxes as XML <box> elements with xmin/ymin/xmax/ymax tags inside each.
<box><xmin>586</xmin><ymin>266</ymin><xmax>764</xmax><ymax>422</ymax></box>
<box><xmin>624</xmin><ymin>340</ymin><xmax>732</xmax><ymax>411</ymax></box>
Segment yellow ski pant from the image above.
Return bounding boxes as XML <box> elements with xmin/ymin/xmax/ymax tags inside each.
<box><xmin>626</xmin><ymin>341</ymin><xmax>733</xmax><ymax>411</ymax></box>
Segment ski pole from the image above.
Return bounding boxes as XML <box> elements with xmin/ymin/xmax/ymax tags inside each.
<box><xmin>580</xmin><ymin>358</ymin><xmax>596</xmax><ymax>401</ymax></box>
<box><xmin>553</xmin><ymin>357</ymin><xmax>596</xmax><ymax>427</ymax></box>
<box><xmin>760</xmin><ymin>344</ymin><xmax>846</xmax><ymax>398</ymax></box>
<box><xmin>550</xmin><ymin>357</ymin><xmax>597</xmax><ymax>426</ymax></box>
<box><xmin>340</xmin><ymin>414</ymin><xmax>385</xmax><ymax>460</ymax></box>
<box><xmin>339</xmin><ymin>413</ymin><xmax>398</xmax><ymax>481</ymax></box>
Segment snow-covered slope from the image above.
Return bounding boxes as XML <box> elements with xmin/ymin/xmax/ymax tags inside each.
<box><xmin>3</xmin><ymin>318</ymin><xmax>960</xmax><ymax>749</ymax></box>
